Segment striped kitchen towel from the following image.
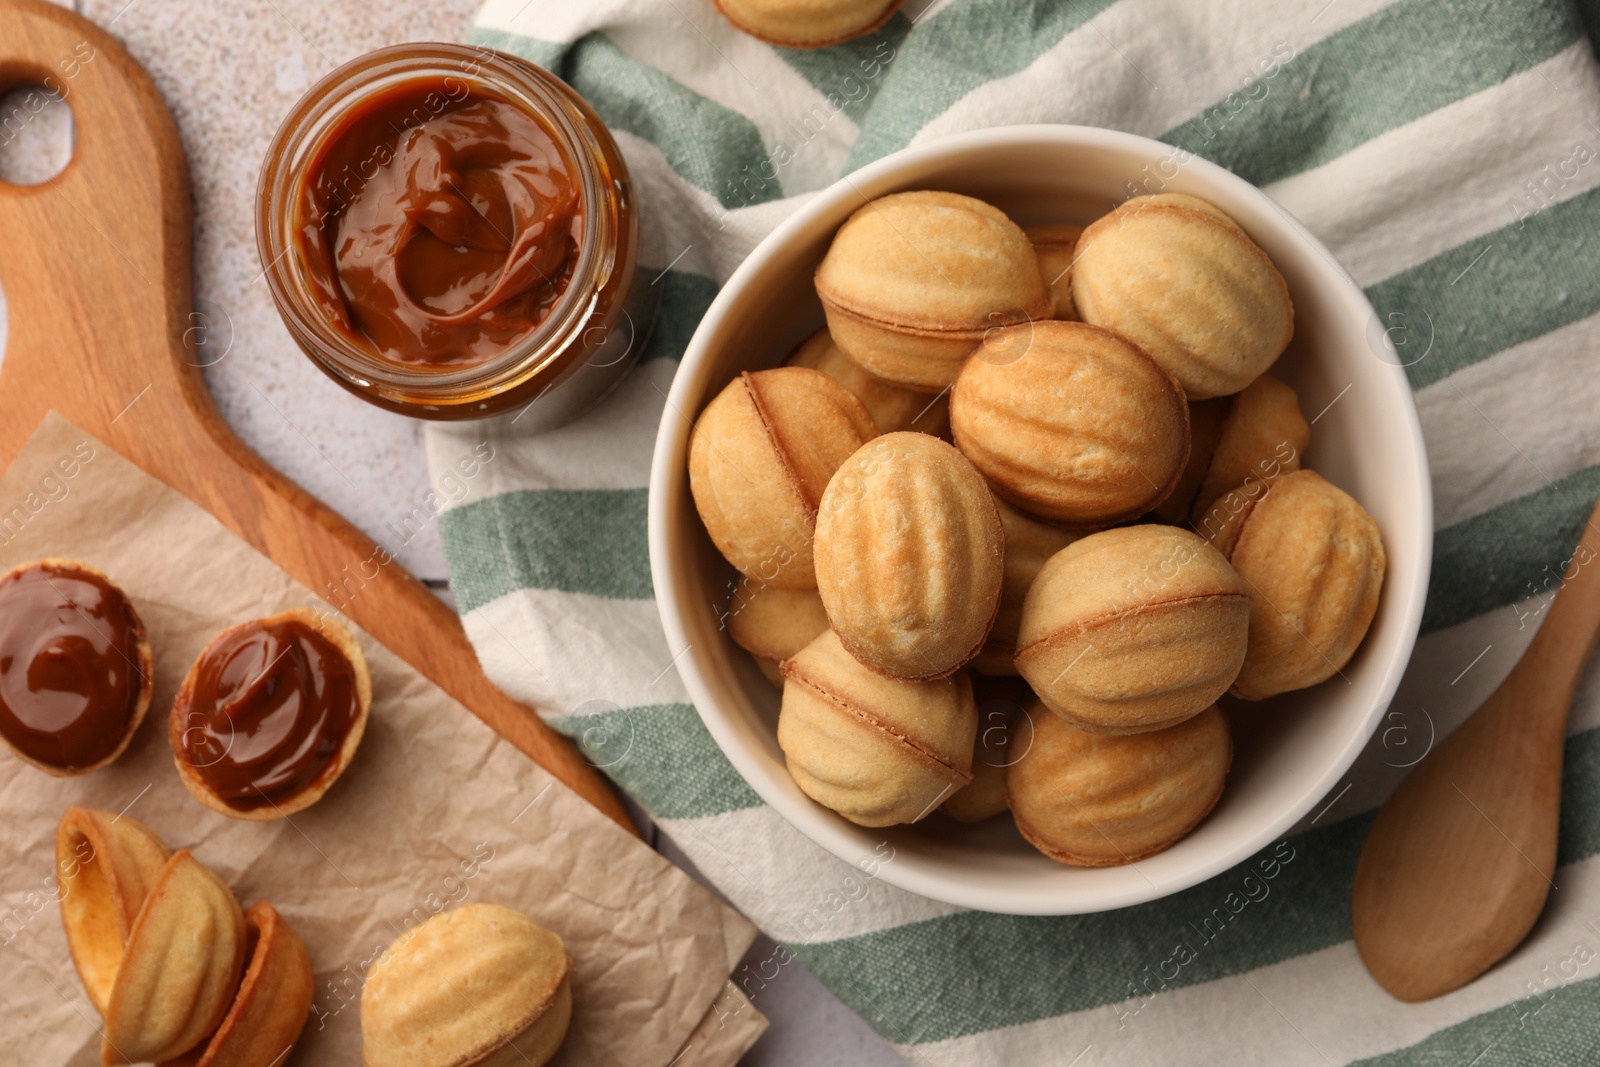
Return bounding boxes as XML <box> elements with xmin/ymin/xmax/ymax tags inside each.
<box><xmin>426</xmin><ymin>1</ymin><xmax>1600</xmax><ymax>1062</ymax></box>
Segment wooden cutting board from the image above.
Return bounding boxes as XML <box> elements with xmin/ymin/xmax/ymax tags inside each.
<box><xmin>0</xmin><ymin>0</ymin><xmax>635</xmax><ymax>833</ymax></box>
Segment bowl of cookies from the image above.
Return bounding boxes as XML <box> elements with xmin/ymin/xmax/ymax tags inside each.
<box><xmin>649</xmin><ymin>125</ymin><xmax>1430</xmax><ymax>914</ymax></box>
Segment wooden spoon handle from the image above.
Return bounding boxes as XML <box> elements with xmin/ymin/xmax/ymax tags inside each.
<box><xmin>0</xmin><ymin>0</ymin><xmax>636</xmax><ymax>834</ymax></box>
<box><xmin>1501</xmin><ymin>496</ymin><xmax>1600</xmax><ymax>722</ymax></box>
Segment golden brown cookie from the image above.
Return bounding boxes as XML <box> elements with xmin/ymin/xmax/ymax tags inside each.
<box><xmin>726</xmin><ymin>583</ymin><xmax>832</xmax><ymax>686</ymax></box>
<box><xmin>55</xmin><ymin>807</ymin><xmax>172</xmax><ymax>1017</ymax></box>
<box><xmin>942</xmin><ymin>675</ymin><xmax>1033</xmax><ymax>823</ymax></box>
<box><xmin>969</xmin><ymin>497</ymin><xmax>1080</xmax><ymax>676</ymax></box>
<box><xmin>1193</xmin><ymin>482</ymin><xmax>1264</xmax><ymax>559</ymax></box>
<box><xmin>166</xmin><ymin>901</ymin><xmax>315</xmax><ymax>1067</ymax></box>
<box><xmin>1223</xmin><ymin>470</ymin><xmax>1386</xmax><ymax>700</ymax></box>
<box><xmin>1191</xmin><ymin>373</ymin><xmax>1309</xmax><ymax>520</ymax></box>
<box><xmin>171</xmin><ymin>609</ymin><xmax>371</xmax><ymax>821</ymax></box>
<box><xmin>1025</xmin><ymin>223</ymin><xmax>1083</xmax><ymax>321</ymax></box>
<box><xmin>1139</xmin><ymin>193</ymin><xmax>1243</xmax><ymax>228</ymax></box>
<box><xmin>814</xmin><ymin>432</ymin><xmax>1004</xmax><ymax>680</ymax></box>
<box><xmin>1071</xmin><ymin>195</ymin><xmax>1293</xmax><ymax>399</ymax></box>
<box><xmin>779</xmin><ymin>630</ymin><xmax>976</xmax><ymax>826</ymax></box>
<box><xmin>362</xmin><ymin>903</ymin><xmax>573</xmax><ymax>1067</ymax></box>
<box><xmin>1008</xmin><ymin>702</ymin><xmax>1231</xmax><ymax>866</ymax></box>
<box><xmin>1154</xmin><ymin>373</ymin><xmax>1309</xmax><ymax>525</ymax></box>
<box><xmin>0</xmin><ymin>559</ymin><xmax>153</xmax><ymax>777</ymax></box>
<box><xmin>815</xmin><ymin>191</ymin><xmax>1054</xmax><ymax>392</ymax></box>
<box><xmin>689</xmin><ymin>367</ymin><xmax>878</xmax><ymax>590</ymax></box>
<box><xmin>1151</xmin><ymin>396</ymin><xmax>1229</xmax><ymax>524</ymax></box>
<box><xmin>1016</xmin><ymin>526</ymin><xmax>1249</xmax><ymax>733</ymax></box>
<box><xmin>102</xmin><ymin>850</ymin><xmax>248</xmax><ymax>1065</ymax></box>
<box><xmin>787</xmin><ymin>326</ymin><xmax>951</xmax><ymax>437</ymax></box>
<box><xmin>712</xmin><ymin>0</ymin><xmax>903</xmax><ymax>49</ymax></box>
<box><xmin>950</xmin><ymin>320</ymin><xmax>1190</xmax><ymax>525</ymax></box>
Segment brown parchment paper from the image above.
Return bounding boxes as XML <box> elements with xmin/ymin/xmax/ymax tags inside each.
<box><xmin>0</xmin><ymin>413</ymin><xmax>766</xmax><ymax>1066</ymax></box>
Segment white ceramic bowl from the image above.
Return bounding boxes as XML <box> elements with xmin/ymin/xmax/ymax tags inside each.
<box><xmin>649</xmin><ymin>125</ymin><xmax>1431</xmax><ymax>915</ymax></box>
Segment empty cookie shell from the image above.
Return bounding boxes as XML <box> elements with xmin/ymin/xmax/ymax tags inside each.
<box><xmin>55</xmin><ymin>807</ymin><xmax>172</xmax><ymax>1017</ymax></box>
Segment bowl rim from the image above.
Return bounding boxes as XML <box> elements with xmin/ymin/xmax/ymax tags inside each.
<box><xmin>648</xmin><ymin>123</ymin><xmax>1433</xmax><ymax>915</ymax></box>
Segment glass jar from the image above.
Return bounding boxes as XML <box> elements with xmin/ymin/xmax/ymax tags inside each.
<box><xmin>256</xmin><ymin>43</ymin><xmax>652</xmax><ymax>426</ymax></box>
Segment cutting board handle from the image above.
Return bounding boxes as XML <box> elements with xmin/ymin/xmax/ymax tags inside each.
<box><xmin>0</xmin><ymin>0</ymin><xmax>637</xmax><ymax>833</ymax></box>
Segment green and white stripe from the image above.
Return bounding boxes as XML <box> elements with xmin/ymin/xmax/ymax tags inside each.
<box><xmin>428</xmin><ymin>0</ymin><xmax>1600</xmax><ymax>1061</ymax></box>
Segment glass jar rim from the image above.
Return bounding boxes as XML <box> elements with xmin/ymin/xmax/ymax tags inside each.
<box><xmin>255</xmin><ymin>43</ymin><xmax>617</xmax><ymax>405</ymax></box>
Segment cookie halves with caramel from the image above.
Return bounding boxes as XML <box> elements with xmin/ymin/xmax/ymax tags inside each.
<box><xmin>0</xmin><ymin>560</ymin><xmax>153</xmax><ymax>777</ymax></box>
<box><xmin>170</xmin><ymin>609</ymin><xmax>371</xmax><ymax>821</ymax></box>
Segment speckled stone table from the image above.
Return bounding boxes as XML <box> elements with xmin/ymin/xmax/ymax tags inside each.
<box><xmin>0</xmin><ymin>1</ymin><xmax>905</xmax><ymax>1063</ymax></box>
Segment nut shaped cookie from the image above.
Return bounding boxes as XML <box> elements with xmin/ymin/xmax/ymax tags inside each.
<box><xmin>1224</xmin><ymin>471</ymin><xmax>1386</xmax><ymax>700</ymax></box>
<box><xmin>0</xmin><ymin>559</ymin><xmax>154</xmax><ymax>777</ymax></box>
<box><xmin>969</xmin><ymin>497</ymin><xmax>1080</xmax><ymax>676</ymax></box>
<box><xmin>1072</xmin><ymin>196</ymin><xmax>1293</xmax><ymax>399</ymax></box>
<box><xmin>170</xmin><ymin>609</ymin><xmax>372</xmax><ymax>822</ymax></box>
<box><xmin>779</xmin><ymin>630</ymin><xmax>976</xmax><ymax>826</ymax></box>
<box><xmin>942</xmin><ymin>676</ymin><xmax>1032</xmax><ymax>822</ymax></box>
<box><xmin>950</xmin><ymin>321</ymin><xmax>1190</xmax><ymax>525</ymax></box>
<box><xmin>689</xmin><ymin>367</ymin><xmax>877</xmax><ymax>590</ymax></box>
<box><xmin>1151</xmin><ymin>396</ymin><xmax>1229</xmax><ymax>524</ymax></box>
<box><xmin>1016</xmin><ymin>526</ymin><xmax>1250</xmax><ymax>733</ymax></box>
<box><xmin>1025</xmin><ymin>224</ymin><xmax>1083</xmax><ymax>321</ymax></box>
<box><xmin>814</xmin><ymin>433</ymin><xmax>1004</xmax><ymax>679</ymax></box>
<box><xmin>787</xmin><ymin>327</ymin><xmax>950</xmax><ymax>437</ymax></box>
<box><xmin>1193</xmin><ymin>482</ymin><xmax>1263</xmax><ymax>559</ymax></box>
<box><xmin>102</xmin><ymin>850</ymin><xmax>247</xmax><ymax>1065</ymax></box>
<box><xmin>1191</xmin><ymin>373</ymin><xmax>1309</xmax><ymax>520</ymax></box>
<box><xmin>362</xmin><ymin>903</ymin><xmax>573</xmax><ymax>1067</ymax></box>
<box><xmin>1155</xmin><ymin>373</ymin><xmax>1309</xmax><ymax>524</ymax></box>
<box><xmin>1008</xmin><ymin>702</ymin><xmax>1231</xmax><ymax>865</ymax></box>
<box><xmin>168</xmin><ymin>902</ymin><xmax>314</xmax><ymax>1067</ymax></box>
<box><xmin>56</xmin><ymin>807</ymin><xmax>172</xmax><ymax>1016</ymax></box>
<box><xmin>1139</xmin><ymin>193</ymin><xmax>1242</xmax><ymax>228</ymax></box>
<box><xmin>815</xmin><ymin>191</ymin><xmax>1054</xmax><ymax>392</ymax></box>
<box><xmin>713</xmin><ymin>0</ymin><xmax>902</xmax><ymax>48</ymax></box>
<box><xmin>726</xmin><ymin>583</ymin><xmax>831</xmax><ymax>685</ymax></box>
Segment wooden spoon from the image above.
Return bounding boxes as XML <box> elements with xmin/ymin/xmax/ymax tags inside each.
<box><xmin>1351</xmin><ymin>496</ymin><xmax>1600</xmax><ymax>1000</ymax></box>
<box><xmin>0</xmin><ymin>0</ymin><xmax>635</xmax><ymax>832</ymax></box>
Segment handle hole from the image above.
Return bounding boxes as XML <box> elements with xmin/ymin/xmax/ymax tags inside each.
<box><xmin>0</xmin><ymin>82</ymin><xmax>75</xmax><ymax>186</ymax></box>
